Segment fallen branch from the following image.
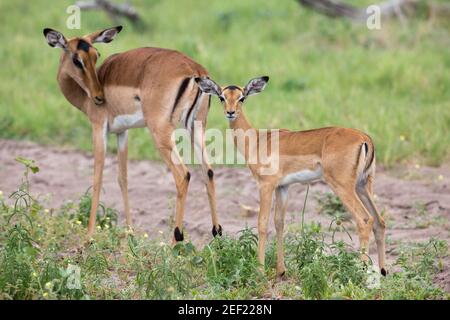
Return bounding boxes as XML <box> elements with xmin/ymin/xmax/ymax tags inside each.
<box><xmin>296</xmin><ymin>0</ymin><xmax>450</xmax><ymax>22</ymax></box>
<box><xmin>76</xmin><ymin>0</ymin><xmax>141</xmax><ymax>24</ymax></box>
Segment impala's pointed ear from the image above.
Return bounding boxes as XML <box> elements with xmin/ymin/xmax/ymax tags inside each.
<box><xmin>243</xmin><ymin>76</ymin><xmax>269</xmax><ymax>97</ymax></box>
<box><xmin>43</xmin><ymin>28</ymin><xmax>68</xmax><ymax>49</ymax></box>
<box><xmin>195</xmin><ymin>77</ymin><xmax>222</xmax><ymax>96</ymax></box>
<box><xmin>86</xmin><ymin>26</ymin><xmax>122</xmax><ymax>44</ymax></box>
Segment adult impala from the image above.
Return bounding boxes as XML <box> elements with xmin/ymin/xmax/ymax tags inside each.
<box><xmin>43</xmin><ymin>26</ymin><xmax>222</xmax><ymax>240</ymax></box>
<box><xmin>195</xmin><ymin>76</ymin><xmax>387</xmax><ymax>277</ymax></box>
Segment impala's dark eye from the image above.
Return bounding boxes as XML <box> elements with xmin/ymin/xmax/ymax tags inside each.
<box><xmin>72</xmin><ymin>57</ymin><xmax>83</xmax><ymax>69</ymax></box>
<box><xmin>238</xmin><ymin>96</ymin><xmax>246</xmax><ymax>103</ymax></box>
<box><xmin>219</xmin><ymin>96</ymin><xmax>225</xmax><ymax>103</ymax></box>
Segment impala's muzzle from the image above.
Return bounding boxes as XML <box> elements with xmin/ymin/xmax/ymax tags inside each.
<box><xmin>226</xmin><ymin>111</ymin><xmax>236</xmax><ymax>120</ymax></box>
<box><xmin>94</xmin><ymin>96</ymin><xmax>105</xmax><ymax>105</ymax></box>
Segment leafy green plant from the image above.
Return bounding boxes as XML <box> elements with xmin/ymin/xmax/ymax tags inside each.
<box><xmin>316</xmin><ymin>192</ymin><xmax>351</xmax><ymax>221</ymax></box>
<box><xmin>204</xmin><ymin>228</ymin><xmax>265</xmax><ymax>289</ymax></box>
<box><xmin>66</xmin><ymin>188</ymin><xmax>118</xmax><ymax>230</ymax></box>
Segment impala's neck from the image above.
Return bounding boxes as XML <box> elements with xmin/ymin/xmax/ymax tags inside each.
<box><xmin>229</xmin><ymin>110</ymin><xmax>257</xmax><ymax>164</ymax></box>
<box><xmin>56</xmin><ymin>53</ymin><xmax>89</xmax><ymax>114</ymax></box>
<box><xmin>229</xmin><ymin>110</ymin><xmax>253</xmax><ymax>132</ymax></box>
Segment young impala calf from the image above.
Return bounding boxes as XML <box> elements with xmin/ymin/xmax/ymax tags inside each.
<box><xmin>195</xmin><ymin>76</ymin><xmax>387</xmax><ymax>277</ymax></box>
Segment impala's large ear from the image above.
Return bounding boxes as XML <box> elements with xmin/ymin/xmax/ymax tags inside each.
<box><xmin>195</xmin><ymin>77</ymin><xmax>222</xmax><ymax>96</ymax></box>
<box><xmin>243</xmin><ymin>76</ymin><xmax>269</xmax><ymax>97</ymax></box>
<box><xmin>43</xmin><ymin>28</ymin><xmax>68</xmax><ymax>49</ymax></box>
<box><xmin>86</xmin><ymin>26</ymin><xmax>122</xmax><ymax>44</ymax></box>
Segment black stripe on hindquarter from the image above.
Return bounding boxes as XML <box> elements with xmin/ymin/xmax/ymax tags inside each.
<box><xmin>365</xmin><ymin>142</ymin><xmax>375</xmax><ymax>172</ymax></box>
<box><xmin>185</xmin><ymin>89</ymin><xmax>201</xmax><ymax>128</ymax></box>
<box><xmin>171</xmin><ymin>77</ymin><xmax>191</xmax><ymax>121</ymax></box>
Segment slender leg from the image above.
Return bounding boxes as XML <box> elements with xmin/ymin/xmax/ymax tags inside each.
<box><xmin>87</xmin><ymin>121</ymin><xmax>107</xmax><ymax>236</ymax></box>
<box><xmin>117</xmin><ymin>130</ymin><xmax>132</xmax><ymax>227</ymax></box>
<box><xmin>357</xmin><ymin>175</ymin><xmax>387</xmax><ymax>275</ymax></box>
<box><xmin>274</xmin><ymin>185</ymin><xmax>288</xmax><ymax>278</ymax></box>
<box><xmin>258</xmin><ymin>183</ymin><xmax>275</xmax><ymax>269</ymax></box>
<box><xmin>328</xmin><ymin>182</ymin><xmax>374</xmax><ymax>259</ymax></box>
<box><xmin>191</xmin><ymin>121</ymin><xmax>221</xmax><ymax>237</ymax></box>
<box><xmin>150</xmin><ymin>125</ymin><xmax>190</xmax><ymax>243</ymax></box>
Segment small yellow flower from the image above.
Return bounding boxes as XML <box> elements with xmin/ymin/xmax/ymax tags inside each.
<box><xmin>44</xmin><ymin>209</ymin><xmax>50</xmax><ymax>214</ymax></box>
<box><xmin>97</xmin><ymin>225</ymin><xmax>101</xmax><ymax>230</ymax></box>
<box><xmin>143</xmin><ymin>233</ymin><xmax>149</xmax><ymax>238</ymax></box>
<box><xmin>415</xmin><ymin>164</ymin><xmax>420</xmax><ymax>169</ymax></box>
<box><xmin>104</xmin><ymin>225</ymin><xmax>109</xmax><ymax>229</ymax></box>
<box><xmin>45</xmin><ymin>282</ymin><xmax>52</xmax><ymax>289</ymax></box>
<box><xmin>43</xmin><ymin>292</ymin><xmax>48</xmax><ymax>298</ymax></box>
<box><xmin>32</xmin><ymin>272</ymin><xmax>37</xmax><ymax>277</ymax></box>
<box><xmin>75</xmin><ymin>220</ymin><xmax>82</xmax><ymax>225</ymax></box>
<box><xmin>159</xmin><ymin>241</ymin><xmax>165</xmax><ymax>247</ymax></box>
<box><xmin>0</xmin><ymin>190</ymin><xmax>3</xmax><ymax>196</ymax></box>
<box><xmin>399</xmin><ymin>135</ymin><xmax>406</xmax><ymax>141</ymax></box>
<box><xmin>438</xmin><ymin>175</ymin><xmax>444</xmax><ymax>181</ymax></box>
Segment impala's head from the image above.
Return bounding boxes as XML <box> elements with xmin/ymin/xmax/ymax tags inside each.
<box><xmin>195</xmin><ymin>76</ymin><xmax>269</xmax><ymax>121</ymax></box>
<box><xmin>43</xmin><ymin>26</ymin><xmax>122</xmax><ymax>105</ymax></box>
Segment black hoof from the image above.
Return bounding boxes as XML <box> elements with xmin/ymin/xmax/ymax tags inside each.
<box><xmin>212</xmin><ymin>224</ymin><xmax>223</xmax><ymax>237</ymax></box>
<box><xmin>174</xmin><ymin>227</ymin><xmax>184</xmax><ymax>242</ymax></box>
<box><xmin>276</xmin><ymin>271</ymin><xmax>287</xmax><ymax>281</ymax></box>
<box><xmin>381</xmin><ymin>268</ymin><xmax>387</xmax><ymax>276</ymax></box>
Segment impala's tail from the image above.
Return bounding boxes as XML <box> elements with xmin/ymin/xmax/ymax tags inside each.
<box><xmin>357</xmin><ymin>139</ymin><xmax>376</xmax><ymax>185</ymax></box>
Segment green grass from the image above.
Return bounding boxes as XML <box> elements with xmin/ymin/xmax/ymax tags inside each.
<box><xmin>0</xmin><ymin>160</ymin><xmax>448</xmax><ymax>300</ymax></box>
<box><xmin>1</xmin><ymin>0</ymin><xmax>450</xmax><ymax>166</ymax></box>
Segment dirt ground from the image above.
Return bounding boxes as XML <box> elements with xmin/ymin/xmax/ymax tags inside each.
<box><xmin>0</xmin><ymin>139</ymin><xmax>449</xmax><ymax>291</ymax></box>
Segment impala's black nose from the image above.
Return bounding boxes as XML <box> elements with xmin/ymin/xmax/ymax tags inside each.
<box><xmin>94</xmin><ymin>96</ymin><xmax>104</xmax><ymax>105</ymax></box>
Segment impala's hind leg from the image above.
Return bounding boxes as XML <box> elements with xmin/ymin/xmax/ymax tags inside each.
<box><xmin>356</xmin><ymin>175</ymin><xmax>387</xmax><ymax>275</ymax></box>
<box><xmin>329</xmin><ymin>183</ymin><xmax>374</xmax><ymax>260</ymax></box>
<box><xmin>150</xmin><ymin>124</ymin><xmax>190</xmax><ymax>243</ymax></box>
<box><xmin>117</xmin><ymin>130</ymin><xmax>132</xmax><ymax>228</ymax></box>
<box><xmin>274</xmin><ymin>185</ymin><xmax>289</xmax><ymax>278</ymax></box>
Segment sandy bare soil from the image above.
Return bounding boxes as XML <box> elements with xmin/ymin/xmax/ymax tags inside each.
<box><xmin>0</xmin><ymin>139</ymin><xmax>449</xmax><ymax>291</ymax></box>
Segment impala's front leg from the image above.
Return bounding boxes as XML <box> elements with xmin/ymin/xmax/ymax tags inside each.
<box><xmin>117</xmin><ymin>130</ymin><xmax>132</xmax><ymax>228</ymax></box>
<box><xmin>257</xmin><ymin>183</ymin><xmax>275</xmax><ymax>269</ymax></box>
<box><xmin>87</xmin><ymin>121</ymin><xmax>107</xmax><ymax>236</ymax></box>
<box><xmin>274</xmin><ymin>186</ymin><xmax>288</xmax><ymax>278</ymax></box>
<box><xmin>192</xmin><ymin>121</ymin><xmax>221</xmax><ymax>237</ymax></box>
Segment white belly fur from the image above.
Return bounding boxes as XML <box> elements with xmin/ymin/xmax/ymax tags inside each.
<box><xmin>109</xmin><ymin>110</ymin><xmax>146</xmax><ymax>133</ymax></box>
<box><xmin>108</xmin><ymin>95</ymin><xmax>146</xmax><ymax>134</ymax></box>
<box><xmin>279</xmin><ymin>167</ymin><xmax>323</xmax><ymax>186</ymax></box>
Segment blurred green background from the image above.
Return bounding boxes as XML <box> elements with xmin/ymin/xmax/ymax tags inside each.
<box><xmin>0</xmin><ymin>0</ymin><xmax>449</xmax><ymax>166</ymax></box>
